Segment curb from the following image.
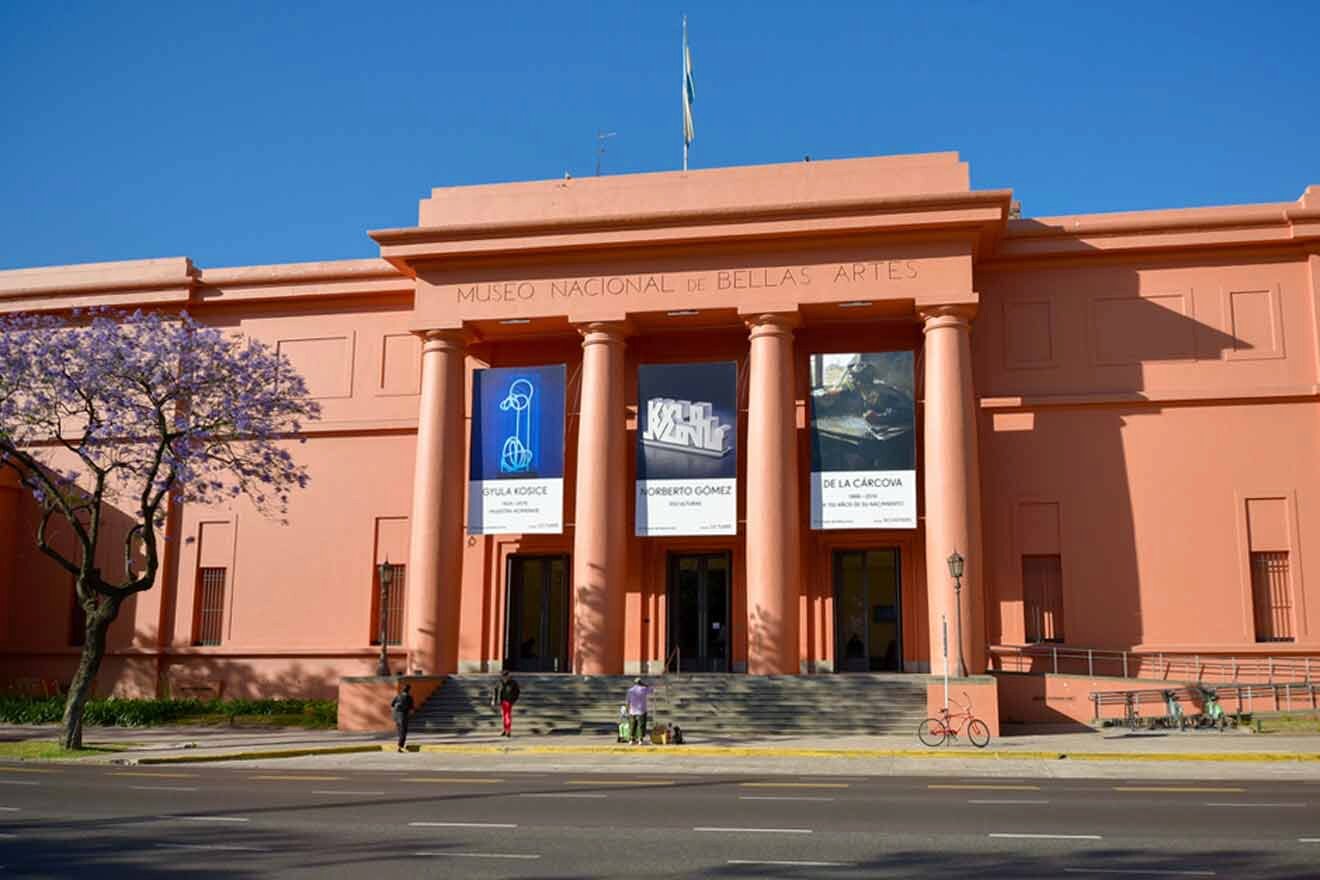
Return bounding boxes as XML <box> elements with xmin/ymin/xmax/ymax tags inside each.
<box><xmin>413</xmin><ymin>744</ymin><xmax>1320</xmax><ymax>763</ymax></box>
<box><xmin>95</xmin><ymin>742</ymin><xmax>1320</xmax><ymax>766</ymax></box>
<box><xmin>121</xmin><ymin>745</ymin><xmax>386</xmax><ymax>765</ymax></box>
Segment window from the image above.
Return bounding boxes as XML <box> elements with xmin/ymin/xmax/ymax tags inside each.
<box><xmin>1023</xmin><ymin>554</ymin><xmax>1064</xmax><ymax>643</ymax></box>
<box><xmin>193</xmin><ymin>567</ymin><xmax>227</xmax><ymax>646</ymax></box>
<box><xmin>1251</xmin><ymin>551</ymin><xmax>1294</xmax><ymax>642</ymax></box>
<box><xmin>370</xmin><ymin>563</ymin><xmax>406</xmax><ymax>646</ymax></box>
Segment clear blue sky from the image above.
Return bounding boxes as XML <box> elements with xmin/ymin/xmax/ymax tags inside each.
<box><xmin>2</xmin><ymin>2</ymin><xmax>1317</xmax><ymax>271</ymax></box>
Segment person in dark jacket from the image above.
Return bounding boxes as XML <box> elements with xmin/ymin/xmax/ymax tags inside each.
<box><xmin>390</xmin><ymin>684</ymin><xmax>415</xmax><ymax>752</ymax></box>
<box><xmin>492</xmin><ymin>671</ymin><xmax>521</xmax><ymax>738</ymax></box>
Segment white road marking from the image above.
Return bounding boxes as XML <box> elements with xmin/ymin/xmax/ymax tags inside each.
<box><xmin>519</xmin><ymin>793</ymin><xmax>608</xmax><ymax>799</ymax></box>
<box><xmin>969</xmin><ymin>799</ymin><xmax>1050</xmax><ymax>805</ymax></box>
<box><xmin>170</xmin><ymin>816</ymin><xmax>249</xmax><ymax>823</ymax></box>
<box><xmin>728</xmin><ymin>860</ymin><xmax>854</xmax><ymax>868</ymax></box>
<box><xmin>694</xmin><ymin>826</ymin><xmax>812</xmax><ymax>834</ymax></box>
<box><xmin>0</xmin><ymin>783</ymin><xmax>37</xmax><ymax>788</ymax></box>
<box><xmin>414</xmin><ymin>852</ymin><xmax>541</xmax><ymax>860</ymax></box>
<box><xmin>992</xmin><ymin>839</ymin><xmax>1103</xmax><ymax>844</ymax></box>
<box><xmin>310</xmin><ymin>790</ymin><xmax>387</xmax><ymax>796</ymax></box>
<box><xmin>1204</xmin><ymin>802</ymin><xmax>1307</xmax><ymax>808</ymax></box>
<box><xmin>1062</xmin><ymin>870</ymin><xmax>1214</xmax><ymax>877</ymax></box>
<box><xmin>739</xmin><ymin>796</ymin><xmax>835</xmax><ymax>802</ymax></box>
<box><xmin>128</xmin><ymin>786</ymin><xmax>198</xmax><ymax>793</ymax></box>
<box><xmin>155</xmin><ymin>843</ymin><xmax>271</xmax><ymax>853</ymax></box>
<box><xmin>0</xmin><ymin>808</ymin><xmax>18</xmax><ymax>813</ymax></box>
<box><xmin>1298</xmin><ymin>838</ymin><xmax>1320</xmax><ymax>843</ymax></box>
<box><xmin>408</xmin><ymin>822</ymin><xmax>517</xmax><ymax>829</ymax></box>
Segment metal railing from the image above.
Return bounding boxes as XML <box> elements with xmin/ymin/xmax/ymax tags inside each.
<box><xmin>1091</xmin><ymin>682</ymin><xmax>1320</xmax><ymax>723</ymax></box>
<box><xmin>990</xmin><ymin>644</ymin><xmax>1317</xmax><ymax>685</ymax></box>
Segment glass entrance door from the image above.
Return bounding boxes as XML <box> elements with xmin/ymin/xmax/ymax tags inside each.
<box><xmin>834</xmin><ymin>549</ymin><xmax>902</xmax><ymax>672</ymax></box>
<box><xmin>506</xmin><ymin>555</ymin><xmax>569</xmax><ymax>673</ymax></box>
<box><xmin>667</xmin><ymin>553</ymin><xmax>731</xmax><ymax>672</ymax></box>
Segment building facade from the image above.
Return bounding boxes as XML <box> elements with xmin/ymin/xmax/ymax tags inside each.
<box><xmin>2</xmin><ymin>152</ymin><xmax>1318</xmax><ymax>699</ymax></box>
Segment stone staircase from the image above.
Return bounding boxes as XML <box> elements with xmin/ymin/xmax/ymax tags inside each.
<box><xmin>413</xmin><ymin>673</ymin><xmax>931</xmax><ymax>737</ymax></box>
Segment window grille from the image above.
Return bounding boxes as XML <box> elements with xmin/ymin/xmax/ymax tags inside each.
<box><xmin>1251</xmin><ymin>551</ymin><xmax>1294</xmax><ymax>642</ymax></box>
<box><xmin>1023</xmin><ymin>554</ymin><xmax>1065</xmax><ymax>644</ymax></box>
<box><xmin>194</xmin><ymin>567</ymin><xmax>227</xmax><ymax>646</ymax></box>
<box><xmin>371</xmin><ymin>564</ymin><xmax>406</xmax><ymax>646</ymax></box>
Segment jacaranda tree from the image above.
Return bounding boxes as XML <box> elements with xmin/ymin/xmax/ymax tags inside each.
<box><xmin>0</xmin><ymin>310</ymin><xmax>320</xmax><ymax>748</ymax></box>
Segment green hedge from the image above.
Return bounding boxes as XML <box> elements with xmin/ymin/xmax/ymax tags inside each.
<box><xmin>0</xmin><ymin>696</ymin><xmax>337</xmax><ymax>727</ymax></box>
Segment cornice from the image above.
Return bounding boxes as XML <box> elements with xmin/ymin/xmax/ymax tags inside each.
<box><xmin>371</xmin><ymin>189</ymin><xmax>1013</xmax><ymax>272</ymax></box>
<box><xmin>0</xmin><ymin>257</ymin><xmax>411</xmax><ymax>313</ymax></box>
<box><xmin>989</xmin><ymin>187</ymin><xmax>1320</xmax><ymax>264</ymax></box>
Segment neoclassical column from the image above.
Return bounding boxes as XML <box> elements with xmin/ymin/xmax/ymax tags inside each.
<box><xmin>405</xmin><ymin>329</ymin><xmax>468</xmax><ymax>675</ymax></box>
<box><xmin>572</xmin><ymin>321</ymin><xmax>629</xmax><ymax>674</ymax></box>
<box><xmin>920</xmin><ymin>305</ymin><xmax>985</xmax><ymax>676</ymax></box>
<box><xmin>744</xmin><ymin>313</ymin><xmax>801</xmax><ymax>675</ymax></box>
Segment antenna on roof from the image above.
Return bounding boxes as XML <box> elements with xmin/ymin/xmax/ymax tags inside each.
<box><xmin>596</xmin><ymin>130</ymin><xmax>617</xmax><ymax>176</ymax></box>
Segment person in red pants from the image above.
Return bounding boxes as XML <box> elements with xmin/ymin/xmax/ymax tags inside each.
<box><xmin>491</xmin><ymin>671</ymin><xmax>521</xmax><ymax>737</ymax></box>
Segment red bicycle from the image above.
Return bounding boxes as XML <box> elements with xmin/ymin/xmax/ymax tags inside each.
<box><xmin>918</xmin><ymin>691</ymin><xmax>991</xmax><ymax>748</ymax></box>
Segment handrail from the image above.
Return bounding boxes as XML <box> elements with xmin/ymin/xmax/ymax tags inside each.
<box><xmin>1089</xmin><ymin>682</ymin><xmax>1319</xmax><ymax>722</ymax></box>
<box><xmin>990</xmin><ymin>644</ymin><xmax>1317</xmax><ymax>685</ymax></box>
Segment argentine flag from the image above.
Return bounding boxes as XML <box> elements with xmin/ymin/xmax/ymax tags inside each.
<box><xmin>683</xmin><ymin>20</ymin><xmax>695</xmax><ymax>148</ymax></box>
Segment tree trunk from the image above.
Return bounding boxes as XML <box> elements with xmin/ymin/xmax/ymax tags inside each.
<box><xmin>60</xmin><ymin>604</ymin><xmax>113</xmax><ymax>750</ymax></box>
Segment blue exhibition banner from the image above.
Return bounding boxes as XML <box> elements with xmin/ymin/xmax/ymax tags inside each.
<box><xmin>468</xmin><ymin>364</ymin><xmax>566</xmax><ymax>534</ymax></box>
<box><xmin>635</xmin><ymin>361</ymin><xmax>738</xmax><ymax>536</ymax></box>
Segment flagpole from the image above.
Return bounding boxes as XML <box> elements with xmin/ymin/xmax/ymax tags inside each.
<box><xmin>682</xmin><ymin>15</ymin><xmax>688</xmax><ymax>171</ymax></box>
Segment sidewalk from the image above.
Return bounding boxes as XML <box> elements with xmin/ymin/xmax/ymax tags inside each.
<box><xmin>5</xmin><ymin>723</ymin><xmax>1320</xmax><ymax>780</ymax></box>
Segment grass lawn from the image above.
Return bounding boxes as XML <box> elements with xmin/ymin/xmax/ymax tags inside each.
<box><xmin>1254</xmin><ymin>712</ymin><xmax>1320</xmax><ymax>734</ymax></box>
<box><xmin>0</xmin><ymin>739</ymin><xmax>124</xmax><ymax>760</ymax></box>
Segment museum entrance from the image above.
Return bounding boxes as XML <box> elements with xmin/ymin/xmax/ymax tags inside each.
<box><xmin>834</xmin><ymin>549</ymin><xmax>902</xmax><ymax>672</ymax></box>
<box><xmin>667</xmin><ymin>552</ymin><xmax>731</xmax><ymax>672</ymax></box>
<box><xmin>505</xmin><ymin>555</ymin><xmax>569</xmax><ymax>673</ymax></box>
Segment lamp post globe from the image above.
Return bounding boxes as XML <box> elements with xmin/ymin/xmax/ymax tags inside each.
<box><xmin>375</xmin><ymin>558</ymin><xmax>394</xmax><ymax>677</ymax></box>
<box><xmin>946</xmin><ymin>551</ymin><xmax>967</xmax><ymax>678</ymax></box>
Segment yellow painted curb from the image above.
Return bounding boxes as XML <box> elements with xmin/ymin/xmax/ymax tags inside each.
<box><xmin>414</xmin><ymin>743</ymin><xmax>1320</xmax><ymax>763</ymax></box>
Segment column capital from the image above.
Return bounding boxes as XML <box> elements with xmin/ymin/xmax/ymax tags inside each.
<box><xmin>743</xmin><ymin>311</ymin><xmax>801</xmax><ymax>338</ymax></box>
<box><xmin>918</xmin><ymin>303</ymin><xmax>977</xmax><ymax>332</ymax></box>
<box><xmin>574</xmin><ymin>320</ymin><xmax>633</xmax><ymax>347</ymax></box>
<box><xmin>415</xmin><ymin>327</ymin><xmax>472</xmax><ymax>352</ymax></box>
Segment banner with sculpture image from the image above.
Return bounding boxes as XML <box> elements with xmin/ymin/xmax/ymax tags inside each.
<box><xmin>809</xmin><ymin>352</ymin><xmax>916</xmax><ymax>529</ymax></box>
<box><xmin>635</xmin><ymin>361</ymin><xmax>738</xmax><ymax>536</ymax></box>
<box><xmin>468</xmin><ymin>364</ymin><xmax>566</xmax><ymax>534</ymax></box>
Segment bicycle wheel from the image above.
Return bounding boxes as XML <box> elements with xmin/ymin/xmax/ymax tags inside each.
<box><xmin>917</xmin><ymin>718</ymin><xmax>948</xmax><ymax>747</ymax></box>
<box><xmin>967</xmin><ymin>718</ymin><xmax>991</xmax><ymax>748</ymax></box>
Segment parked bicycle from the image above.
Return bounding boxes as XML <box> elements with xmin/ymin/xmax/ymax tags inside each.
<box><xmin>917</xmin><ymin>691</ymin><xmax>991</xmax><ymax>748</ymax></box>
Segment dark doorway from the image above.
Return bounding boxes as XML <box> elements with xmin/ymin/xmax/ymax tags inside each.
<box><xmin>667</xmin><ymin>552</ymin><xmax>731</xmax><ymax>672</ymax></box>
<box><xmin>505</xmin><ymin>555</ymin><xmax>569</xmax><ymax>673</ymax></box>
<box><xmin>834</xmin><ymin>549</ymin><xmax>902</xmax><ymax>672</ymax></box>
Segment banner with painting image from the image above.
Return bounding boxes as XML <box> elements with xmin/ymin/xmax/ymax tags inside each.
<box><xmin>468</xmin><ymin>364</ymin><xmax>566</xmax><ymax>534</ymax></box>
<box><xmin>635</xmin><ymin>361</ymin><xmax>738</xmax><ymax>536</ymax></box>
<box><xmin>809</xmin><ymin>352</ymin><xmax>916</xmax><ymax>529</ymax></box>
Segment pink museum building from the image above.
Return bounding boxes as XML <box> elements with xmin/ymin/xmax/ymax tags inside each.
<box><xmin>2</xmin><ymin>152</ymin><xmax>1319</xmax><ymax>706</ymax></box>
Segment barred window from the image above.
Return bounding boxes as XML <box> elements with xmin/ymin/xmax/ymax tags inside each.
<box><xmin>193</xmin><ymin>567</ymin><xmax>227</xmax><ymax>646</ymax></box>
<box><xmin>1251</xmin><ymin>551</ymin><xmax>1294</xmax><ymax>642</ymax></box>
<box><xmin>371</xmin><ymin>564</ymin><xmax>406</xmax><ymax>646</ymax></box>
<box><xmin>1023</xmin><ymin>554</ymin><xmax>1065</xmax><ymax>644</ymax></box>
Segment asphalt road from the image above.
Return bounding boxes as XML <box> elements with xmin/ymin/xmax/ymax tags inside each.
<box><xmin>2</xmin><ymin>762</ymin><xmax>1318</xmax><ymax>878</ymax></box>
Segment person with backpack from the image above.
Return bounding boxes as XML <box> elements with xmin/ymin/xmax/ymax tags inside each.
<box><xmin>491</xmin><ymin>671</ymin><xmax>521</xmax><ymax>738</ymax></box>
<box><xmin>390</xmin><ymin>683</ymin><xmax>415</xmax><ymax>753</ymax></box>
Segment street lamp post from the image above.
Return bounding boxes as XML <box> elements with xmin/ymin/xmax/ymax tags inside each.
<box><xmin>375</xmin><ymin>558</ymin><xmax>395</xmax><ymax>677</ymax></box>
<box><xmin>946</xmin><ymin>551</ymin><xmax>967</xmax><ymax>678</ymax></box>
